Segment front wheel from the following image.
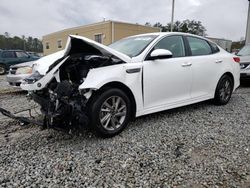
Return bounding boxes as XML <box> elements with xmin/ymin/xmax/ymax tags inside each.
<box><xmin>213</xmin><ymin>75</ymin><xmax>233</xmax><ymax>105</ymax></box>
<box><xmin>0</xmin><ymin>64</ymin><xmax>6</xmax><ymax>75</ymax></box>
<box><xmin>88</xmin><ymin>88</ymin><xmax>131</xmax><ymax>138</ymax></box>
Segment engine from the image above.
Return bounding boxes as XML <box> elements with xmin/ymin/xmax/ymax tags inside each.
<box><xmin>31</xmin><ymin>80</ymin><xmax>88</xmax><ymax>130</ymax></box>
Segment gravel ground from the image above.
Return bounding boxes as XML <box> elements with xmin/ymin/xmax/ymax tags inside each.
<box><xmin>0</xmin><ymin>75</ymin><xmax>22</xmax><ymax>94</ymax></box>
<box><xmin>0</xmin><ymin>75</ymin><xmax>16</xmax><ymax>91</ymax></box>
<box><xmin>0</xmin><ymin>75</ymin><xmax>250</xmax><ymax>187</ymax></box>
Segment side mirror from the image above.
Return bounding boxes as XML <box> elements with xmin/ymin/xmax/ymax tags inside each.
<box><xmin>149</xmin><ymin>49</ymin><xmax>173</xmax><ymax>60</ymax></box>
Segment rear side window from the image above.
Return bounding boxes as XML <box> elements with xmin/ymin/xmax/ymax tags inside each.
<box><xmin>16</xmin><ymin>51</ymin><xmax>29</xmax><ymax>58</ymax></box>
<box><xmin>187</xmin><ymin>37</ymin><xmax>212</xmax><ymax>56</ymax></box>
<box><xmin>154</xmin><ymin>35</ymin><xmax>185</xmax><ymax>57</ymax></box>
<box><xmin>209</xmin><ymin>42</ymin><xmax>220</xmax><ymax>53</ymax></box>
<box><xmin>2</xmin><ymin>51</ymin><xmax>16</xmax><ymax>58</ymax></box>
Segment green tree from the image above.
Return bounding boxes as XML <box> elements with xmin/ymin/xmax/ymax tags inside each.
<box><xmin>0</xmin><ymin>33</ymin><xmax>43</xmax><ymax>52</ymax></box>
<box><xmin>147</xmin><ymin>19</ymin><xmax>207</xmax><ymax>36</ymax></box>
<box><xmin>145</xmin><ymin>22</ymin><xmax>152</xmax><ymax>27</ymax></box>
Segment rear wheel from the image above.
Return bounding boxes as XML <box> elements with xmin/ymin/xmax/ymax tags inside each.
<box><xmin>88</xmin><ymin>88</ymin><xmax>131</xmax><ymax>137</ymax></box>
<box><xmin>214</xmin><ymin>75</ymin><xmax>233</xmax><ymax>105</ymax></box>
<box><xmin>0</xmin><ymin>64</ymin><xmax>6</xmax><ymax>75</ymax></box>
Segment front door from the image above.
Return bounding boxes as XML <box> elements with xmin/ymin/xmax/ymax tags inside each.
<box><xmin>15</xmin><ymin>51</ymin><xmax>31</xmax><ymax>63</ymax></box>
<box><xmin>143</xmin><ymin>35</ymin><xmax>192</xmax><ymax>110</ymax></box>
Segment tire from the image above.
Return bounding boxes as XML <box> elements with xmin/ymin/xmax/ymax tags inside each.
<box><xmin>0</xmin><ymin>64</ymin><xmax>6</xmax><ymax>75</ymax></box>
<box><xmin>87</xmin><ymin>88</ymin><xmax>131</xmax><ymax>138</ymax></box>
<box><xmin>213</xmin><ymin>75</ymin><xmax>233</xmax><ymax>105</ymax></box>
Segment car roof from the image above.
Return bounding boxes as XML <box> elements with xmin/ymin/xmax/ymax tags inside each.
<box><xmin>128</xmin><ymin>32</ymin><xmax>214</xmax><ymax>41</ymax></box>
<box><xmin>128</xmin><ymin>32</ymin><xmax>218</xmax><ymax>46</ymax></box>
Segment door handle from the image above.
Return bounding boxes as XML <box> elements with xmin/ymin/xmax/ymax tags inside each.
<box><xmin>215</xmin><ymin>60</ymin><xmax>223</xmax><ymax>63</ymax></box>
<box><xmin>181</xmin><ymin>62</ymin><xmax>192</xmax><ymax>67</ymax></box>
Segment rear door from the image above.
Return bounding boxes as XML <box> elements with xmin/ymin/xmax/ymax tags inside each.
<box><xmin>185</xmin><ymin>36</ymin><xmax>223</xmax><ymax>99</ymax></box>
<box><xmin>1</xmin><ymin>51</ymin><xmax>20</xmax><ymax>67</ymax></box>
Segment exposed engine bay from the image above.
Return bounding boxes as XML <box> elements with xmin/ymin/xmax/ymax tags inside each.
<box><xmin>28</xmin><ymin>53</ymin><xmax>124</xmax><ymax>130</ymax></box>
<box><xmin>0</xmin><ymin>36</ymin><xmax>128</xmax><ymax>132</ymax></box>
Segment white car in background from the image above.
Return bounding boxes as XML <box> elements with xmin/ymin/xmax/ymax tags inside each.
<box><xmin>6</xmin><ymin>61</ymin><xmax>35</xmax><ymax>87</ymax></box>
<box><xmin>18</xmin><ymin>32</ymin><xmax>240</xmax><ymax>137</ymax></box>
<box><xmin>237</xmin><ymin>44</ymin><xmax>250</xmax><ymax>80</ymax></box>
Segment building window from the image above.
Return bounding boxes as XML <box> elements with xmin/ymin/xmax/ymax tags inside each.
<box><xmin>94</xmin><ymin>34</ymin><xmax>103</xmax><ymax>43</ymax></box>
<box><xmin>46</xmin><ymin>42</ymin><xmax>49</xmax><ymax>49</ymax></box>
<box><xmin>57</xmin><ymin>40</ymin><xmax>62</xmax><ymax>48</ymax></box>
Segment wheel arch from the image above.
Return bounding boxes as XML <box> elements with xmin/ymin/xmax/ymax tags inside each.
<box><xmin>0</xmin><ymin>63</ymin><xmax>7</xmax><ymax>74</ymax></box>
<box><xmin>214</xmin><ymin>72</ymin><xmax>235</xmax><ymax>98</ymax></box>
<box><xmin>0</xmin><ymin>63</ymin><xmax>6</xmax><ymax>67</ymax></box>
<box><xmin>90</xmin><ymin>81</ymin><xmax>137</xmax><ymax>119</ymax></box>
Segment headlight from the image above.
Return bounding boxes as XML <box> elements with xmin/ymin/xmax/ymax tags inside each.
<box><xmin>16</xmin><ymin>67</ymin><xmax>33</xmax><ymax>75</ymax></box>
<box><xmin>24</xmin><ymin>71</ymin><xmax>43</xmax><ymax>84</ymax></box>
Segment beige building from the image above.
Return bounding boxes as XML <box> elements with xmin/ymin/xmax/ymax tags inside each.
<box><xmin>42</xmin><ymin>20</ymin><xmax>161</xmax><ymax>55</ymax></box>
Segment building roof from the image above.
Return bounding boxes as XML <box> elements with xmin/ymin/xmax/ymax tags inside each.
<box><xmin>43</xmin><ymin>20</ymin><xmax>161</xmax><ymax>38</ymax></box>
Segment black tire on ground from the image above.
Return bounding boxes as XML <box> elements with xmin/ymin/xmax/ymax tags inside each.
<box><xmin>213</xmin><ymin>75</ymin><xmax>234</xmax><ymax>105</ymax></box>
<box><xmin>87</xmin><ymin>88</ymin><xmax>132</xmax><ymax>138</ymax></box>
<box><xmin>0</xmin><ymin>64</ymin><xmax>6</xmax><ymax>75</ymax></box>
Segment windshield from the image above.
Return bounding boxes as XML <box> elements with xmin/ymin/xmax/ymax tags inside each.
<box><xmin>237</xmin><ymin>45</ymin><xmax>250</xmax><ymax>56</ymax></box>
<box><xmin>109</xmin><ymin>35</ymin><xmax>158</xmax><ymax>57</ymax></box>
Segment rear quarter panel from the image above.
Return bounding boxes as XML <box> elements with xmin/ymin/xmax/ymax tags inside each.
<box><xmin>215</xmin><ymin>50</ymin><xmax>240</xmax><ymax>92</ymax></box>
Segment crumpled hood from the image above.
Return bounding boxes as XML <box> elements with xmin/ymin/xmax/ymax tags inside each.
<box><xmin>33</xmin><ymin>35</ymin><xmax>131</xmax><ymax>75</ymax></box>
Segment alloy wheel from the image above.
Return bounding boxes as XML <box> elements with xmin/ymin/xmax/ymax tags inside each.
<box><xmin>219</xmin><ymin>80</ymin><xmax>232</xmax><ymax>102</ymax></box>
<box><xmin>99</xmin><ymin>96</ymin><xmax>127</xmax><ymax>131</ymax></box>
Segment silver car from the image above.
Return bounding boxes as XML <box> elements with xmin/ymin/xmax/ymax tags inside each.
<box><xmin>237</xmin><ymin>44</ymin><xmax>250</xmax><ymax>80</ymax></box>
<box><xmin>6</xmin><ymin>61</ymin><xmax>34</xmax><ymax>87</ymax></box>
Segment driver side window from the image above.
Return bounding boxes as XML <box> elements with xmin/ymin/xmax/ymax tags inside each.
<box><xmin>154</xmin><ymin>36</ymin><xmax>185</xmax><ymax>57</ymax></box>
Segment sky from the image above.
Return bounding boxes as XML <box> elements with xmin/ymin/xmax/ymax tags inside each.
<box><xmin>0</xmin><ymin>0</ymin><xmax>249</xmax><ymax>41</ymax></box>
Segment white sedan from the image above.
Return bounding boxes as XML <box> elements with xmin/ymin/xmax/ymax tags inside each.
<box><xmin>20</xmin><ymin>32</ymin><xmax>240</xmax><ymax>137</ymax></box>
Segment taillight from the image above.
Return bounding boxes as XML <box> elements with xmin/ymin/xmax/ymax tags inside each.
<box><xmin>233</xmin><ymin>57</ymin><xmax>240</xmax><ymax>63</ymax></box>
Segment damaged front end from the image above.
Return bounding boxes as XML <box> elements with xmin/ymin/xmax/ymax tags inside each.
<box><xmin>30</xmin><ymin>80</ymin><xmax>89</xmax><ymax>131</ymax></box>
<box><xmin>0</xmin><ymin>35</ymin><xmax>130</xmax><ymax>131</ymax></box>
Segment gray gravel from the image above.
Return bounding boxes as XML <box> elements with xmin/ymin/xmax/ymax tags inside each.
<box><xmin>0</xmin><ymin>75</ymin><xmax>16</xmax><ymax>91</ymax></box>
<box><xmin>0</xmin><ymin>75</ymin><xmax>250</xmax><ymax>187</ymax></box>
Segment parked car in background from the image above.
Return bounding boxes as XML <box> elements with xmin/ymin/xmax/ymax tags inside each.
<box><xmin>6</xmin><ymin>61</ymin><xmax>35</xmax><ymax>87</ymax></box>
<box><xmin>0</xmin><ymin>50</ymin><xmax>39</xmax><ymax>75</ymax></box>
<box><xmin>237</xmin><ymin>44</ymin><xmax>250</xmax><ymax>80</ymax></box>
<box><xmin>231</xmin><ymin>48</ymin><xmax>240</xmax><ymax>55</ymax></box>
<box><xmin>27</xmin><ymin>52</ymin><xmax>42</xmax><ymax>58</ymax></box>
<box><xmin>19</xmin><ymin>33</ymin><xmax>240</xmax><ymax>137</ymax></box>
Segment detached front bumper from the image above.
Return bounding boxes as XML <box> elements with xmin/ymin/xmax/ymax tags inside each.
<box><xmin>0</xmin><ymin>107</ymin><xmax>43</xmax><ymax>126</ymax></box>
